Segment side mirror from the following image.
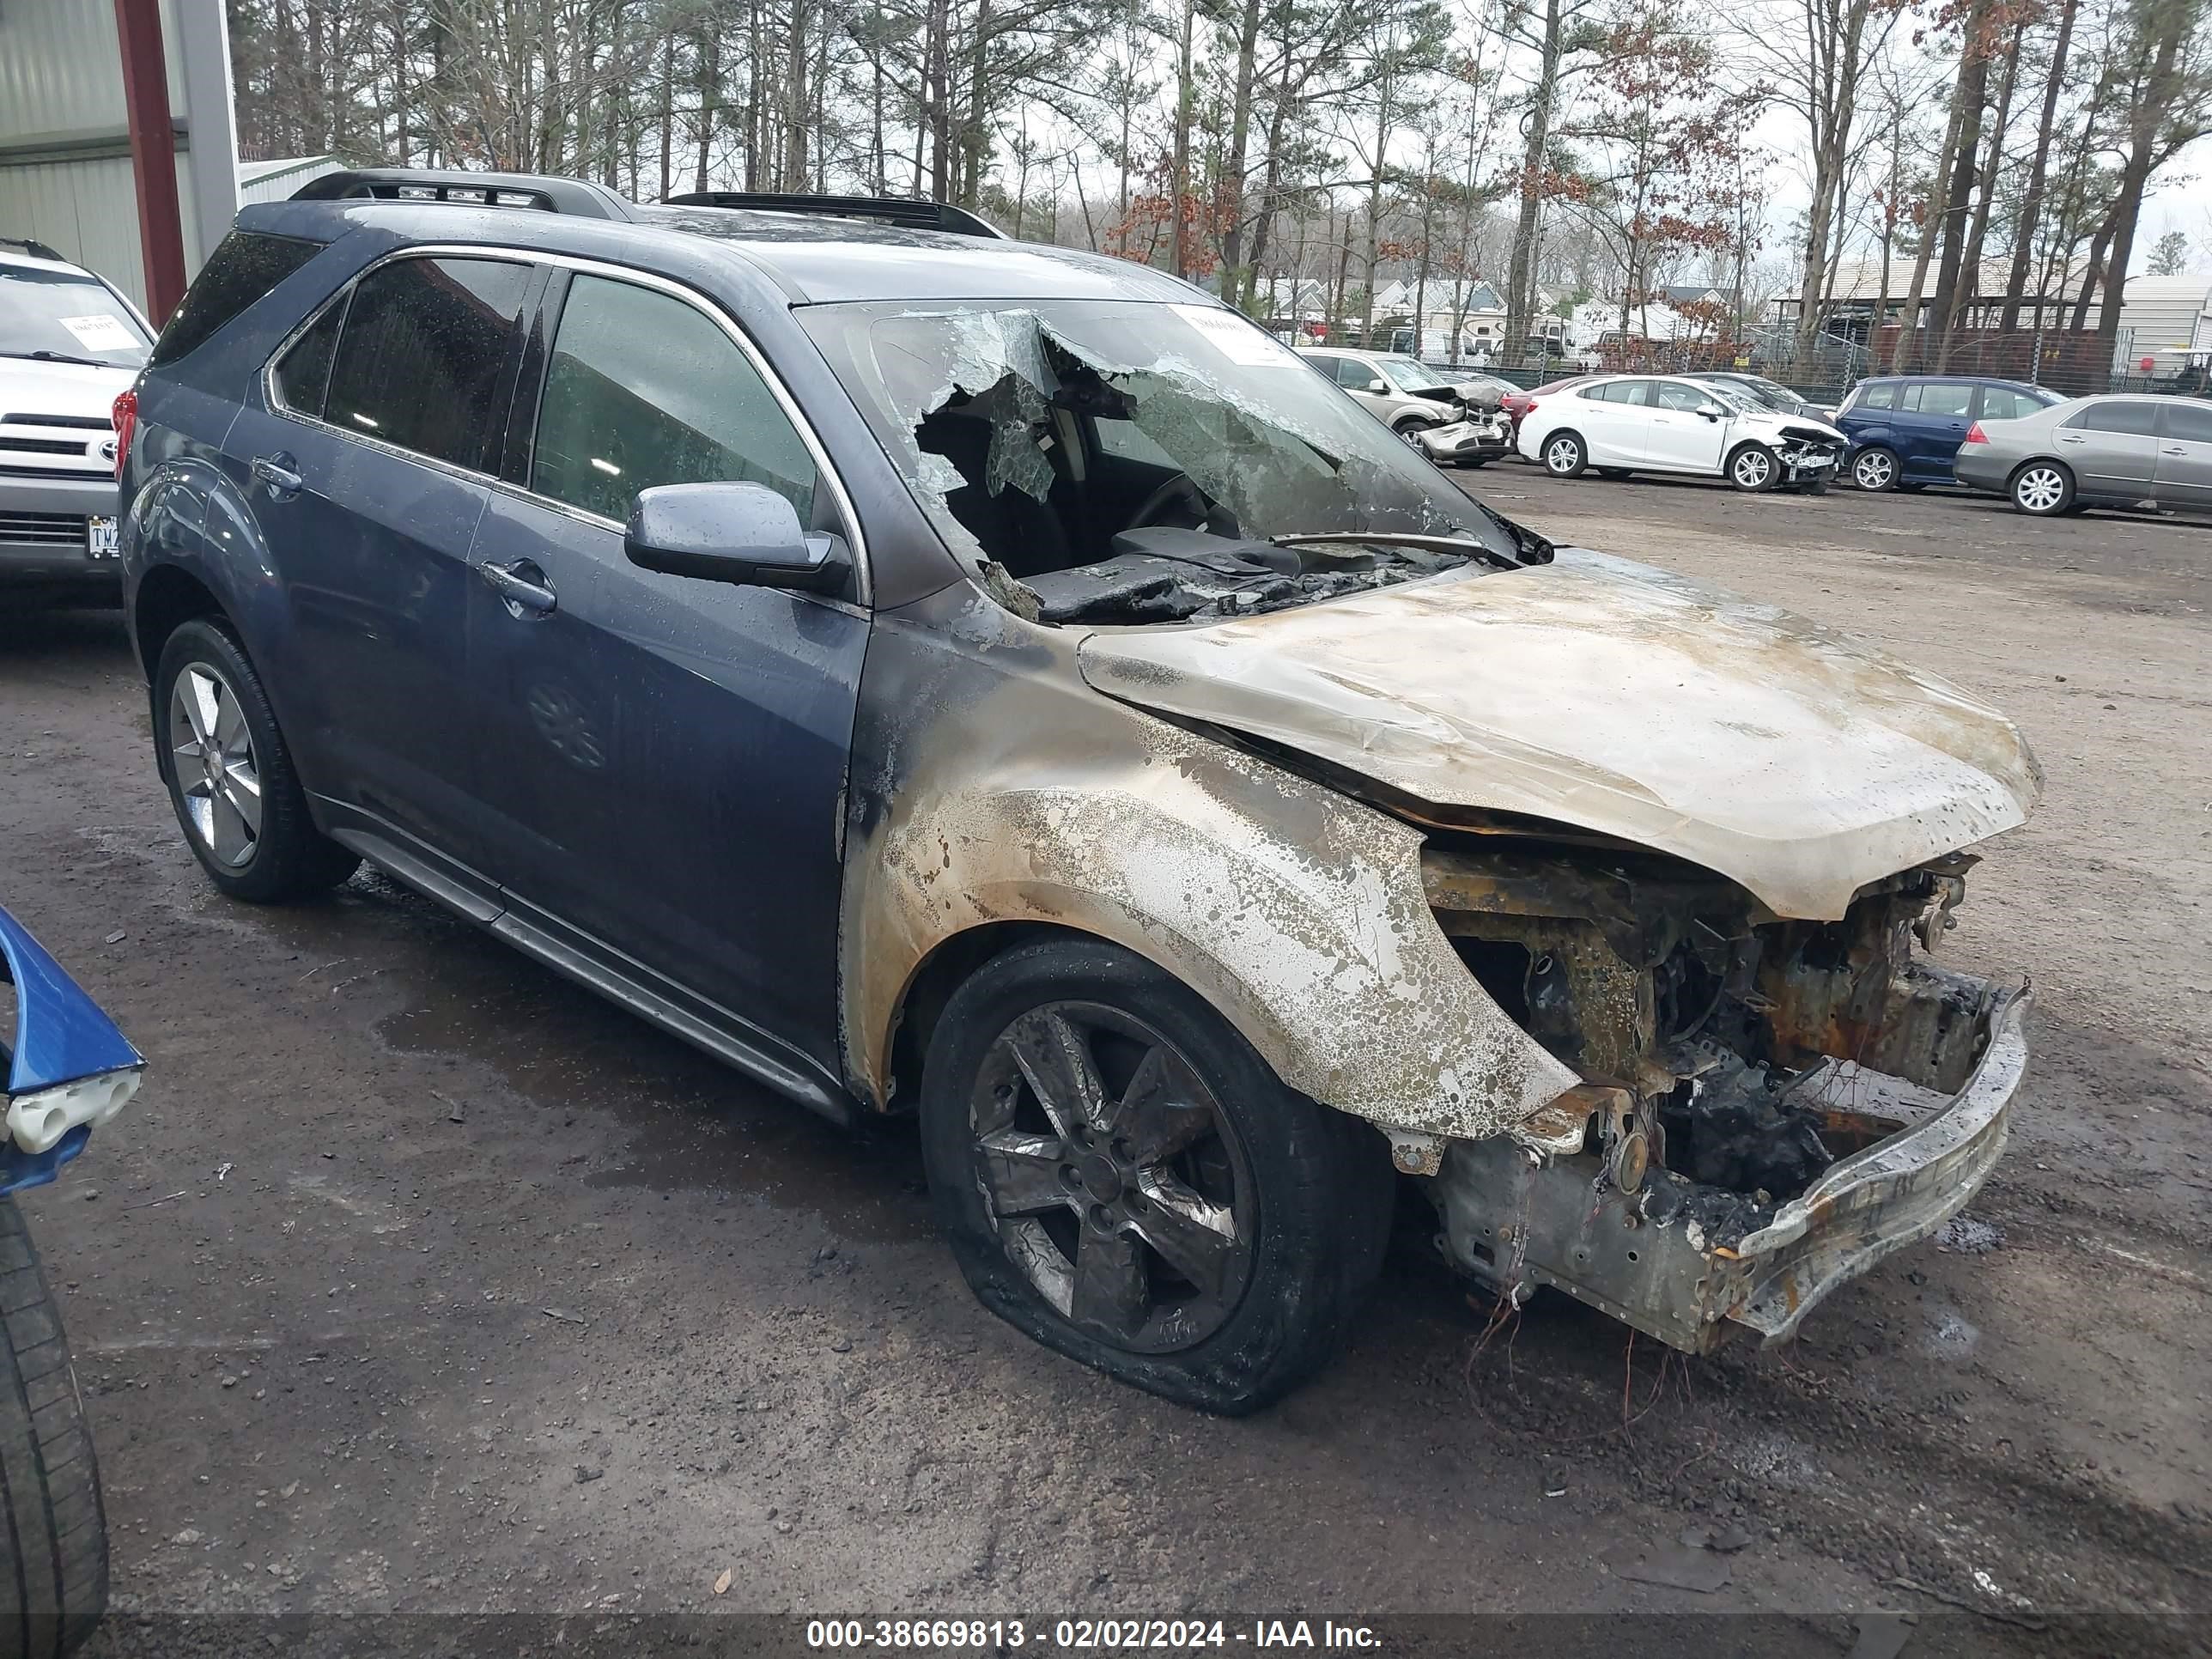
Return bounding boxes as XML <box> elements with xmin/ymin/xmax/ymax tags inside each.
<box><xmin>1696</xmin><ymin>401</ymin><xmax>1725</xmax><ymax>420</ymax></box>
<box><xmin>624</xmin><ymin>481</ymin><xmax>848</xmax><ymax>594</ymax></box>
<box><xmin>1367</xmin><ymin>377</ymin><xmax>1390</xmax><ymax>394</ymax></box>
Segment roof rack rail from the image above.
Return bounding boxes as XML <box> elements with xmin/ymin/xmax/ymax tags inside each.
<box><xmin>663</xmin><ymin>191</ymin><xmax>1007</xmax><ymax>240</ymax></box>
<box><xmin>291</xmin><ymin>169</ymin><xmax>636</xmax><ymax>222</ymax></box>
<box><xmin>0</xmin><ymin>235</ymin><xmax>67</xmax><ymax>264</ymax></box>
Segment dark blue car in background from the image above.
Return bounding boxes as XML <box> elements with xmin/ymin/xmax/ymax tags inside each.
<box><xmin>1836</xmin><ymin>375</ymin><xmax>2063</xmax><ymax>491</ymax></box>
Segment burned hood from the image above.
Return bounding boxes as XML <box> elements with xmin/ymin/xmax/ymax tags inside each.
<box><xmin>1077</xmin><ymin>549</ymin><xmax>2041</xmax><ymax>920</ymax></box>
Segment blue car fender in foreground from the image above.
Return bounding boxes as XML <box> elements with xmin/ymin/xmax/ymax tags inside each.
<box><xmin>0</xmin><ymin>904</ymin><xmax>143</xmax><ymax>1195</ymax></box>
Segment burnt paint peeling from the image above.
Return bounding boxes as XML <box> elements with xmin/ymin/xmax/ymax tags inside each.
<box><xmin>837</xmin><ymin>582</ymin><xmax>1581</xmax><ymax>1142</ymax></box>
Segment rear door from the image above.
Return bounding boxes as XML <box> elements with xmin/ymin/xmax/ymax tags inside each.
<box><xmin>1565</xmin><ymin>380</ymin><xmax>1654</xmax><ymax>464</ymax></box>
<box><xmin>2060</xmin><ymin>399</ymin><xmax>2160</xmax><ymax>496</ymax></box>
<box><xmin>464</xmin><ymin>265</ymin><xmax>869</xmax><ymax>1071</ymax></box>
<box><xmin>223</xmin><ymin>252</ymin><xmax>537</xmax><ymax>871</ymax></box>
<box><xmin>1897</xmin><ymin>380</ymin><xmax>1974</xmax><ymax>477</ymax></box>
<box><xmin>2152</xmin><ymin>398</ymin><xmax>2212</xmax><ymax>510</ymax></box>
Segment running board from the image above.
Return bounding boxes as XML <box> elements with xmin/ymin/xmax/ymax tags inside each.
<box><xmin>330</xmin><ymin>825</ymin><xmax>852</xmax><ymax>1127</ymax></box>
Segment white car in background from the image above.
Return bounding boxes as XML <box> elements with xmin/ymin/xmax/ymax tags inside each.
<box><xmin>0</xmin><ymin>238</ymin><xmax>150</xmax><ymax>600</ymax></box>
<box><xmin>1517</xmin><ymin>372</ymin><xmax>1848</xmax><ymax>493</ymax></box>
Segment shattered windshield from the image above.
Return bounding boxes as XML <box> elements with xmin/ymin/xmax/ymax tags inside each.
<box><xmin>799</xmin><ymin>299</ymin><xmax>1521</xmax><ymax>625</ymax></box>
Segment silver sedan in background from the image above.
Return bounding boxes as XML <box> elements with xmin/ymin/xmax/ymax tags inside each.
<box><xmin>1954</xmin><ymin>392</ymin><xmax>2212</xmax><ymax>516</ymax></box>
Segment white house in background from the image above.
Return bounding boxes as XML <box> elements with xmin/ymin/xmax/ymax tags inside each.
<box><xmin>237</xmin><ymin>155</ymin><xmax>343</xmax><ymax>206</ymax></box>
<box><xmin>2111</xmin><ymin>274</ymin><xmax>2212</xmax><ymax>374</ymax></box>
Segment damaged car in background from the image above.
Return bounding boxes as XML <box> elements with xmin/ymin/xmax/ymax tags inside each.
<box><xmin>1295</xmin><ymin>345</ymin><xmax>1516</xmax><ymax>468</ymax></box>
<box><xmin>120</xmin><ymin>181</ymin><xmax>2039</xmax><ymax>1415</ymax></box>
<box><xmin>1520</xmin><ymin>371</ymin><xmax>1848</xmax><ymax>492</ymax></box>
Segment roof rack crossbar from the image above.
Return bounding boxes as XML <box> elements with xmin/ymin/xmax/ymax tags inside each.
<box><xmin>663</xmin><ymin>191</ymin><xmax>1007</xmax><ymax>240</ymax></box>
<box><xmin>0</xmin><ymin>235</ymin><xmax>67</xmax><ymax>263</ymax></box>
<box><xmin>290</xmin><ymin>169</ymin><xmax>635</xmax><ymax>222</ymax></box>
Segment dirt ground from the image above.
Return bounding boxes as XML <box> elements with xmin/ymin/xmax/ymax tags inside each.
<box><xmin>3</xmin><ymin>468</ymin><xmax>2207</xmax><ymax>1655</ymax></box>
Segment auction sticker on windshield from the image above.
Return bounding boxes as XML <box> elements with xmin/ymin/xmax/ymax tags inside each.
<box><xmin>1169</xmin><ymin>304</ymin><xmax>1299</xmax><ymax>368</ymax></box>
<box><xmin>59</xmin><ymin>313</ymin><xmax>139</xmax><ymax>353</ymax></box>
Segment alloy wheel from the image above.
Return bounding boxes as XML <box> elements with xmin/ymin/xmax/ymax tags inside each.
<box><xmin>1545</xmin><ymin>437</ymin><xmax>1580</xmax><ymax>474</ymax></box>
<box><xmin>168</xmin><ymin>663</ymin><xmax>263</xmax><ymax>867</ymax></box>
<box><xmin>2015</xmin><ymin>466</ymin><xmax>2066</xmax><ymax>514</ymax></box>
<box><xmin>968</xmin><ymin>1001</ymin><xmax>1254</xmax><ymax>1353</ymax></box>
<box><xmin>1732</xmin><ymin>448</ymin><xmax>1774</xmax><ymax>489</ymax></box>
<box><xmin>1853</xmin><ymin>450</ymin><xmax>1895</xmax><ymax>489</ymax></box>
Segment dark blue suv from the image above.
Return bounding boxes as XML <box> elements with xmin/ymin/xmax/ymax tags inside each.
<box><xmin>1836</xmin><ymin>375</ymin><xmax>2062</xmax><ymax>491</ymax></box>
<box><xmin>115</xmin><ymin>169</ymin><xmax>2042</xmax><ymax>1413</ymax></box>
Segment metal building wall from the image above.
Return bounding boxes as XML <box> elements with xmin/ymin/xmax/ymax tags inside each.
<box><xmin>0</xmin><ymin>0</ymin><xmax>237</xmax><ymax>320</ymax></box>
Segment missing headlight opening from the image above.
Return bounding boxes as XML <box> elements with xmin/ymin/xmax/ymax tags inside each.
<box><xmin>830</xmin><ymin>304</ymin><xmax>1544</xmax><ymax>625</ymax></box>
<box><xmin>1419</xmin><ymin>835</ymin><xmax>2021</xmax><ymax>1352</ymax></box>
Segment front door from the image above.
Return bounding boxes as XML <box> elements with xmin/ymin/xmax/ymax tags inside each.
<box><xmin>2059</xmin><ymin>400</ymin><xmax>2160</xmax><ymax>496</ymax></box>
<box><xmin>1643</xmin><ymin>380</ymin><xmax>1730</xmax><ymax>472</ymax></box>
<box><xmin>222</xmin><ymin>253</ymin><xmax>535</xmax><ymax>869</ymax></box>
<box><xmin>465</xmin><ymin>269</ymin><xmax>869</xmax><ymax>1073</ymax></box>
<box><xmin>2152</xmin><ymin>397</ymin><xmax>2212</xmax><ymax>510</ymax></box>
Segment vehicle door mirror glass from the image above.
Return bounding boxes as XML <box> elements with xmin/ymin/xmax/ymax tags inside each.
<box><xmin>625</xmin><ymin>481</ymin><xmax>847</xmax><ymax>592</ymax></box>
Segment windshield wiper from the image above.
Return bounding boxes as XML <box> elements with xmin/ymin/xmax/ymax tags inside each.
<box><xmin>2</xmin><ymin>349</ymin><xmax>112</xmax><ymax>368</ymax></box>
<box><xmin>1273</xmin><ymin>517</ymin><xmax>1551</xmax><ymax>572</ymax></box>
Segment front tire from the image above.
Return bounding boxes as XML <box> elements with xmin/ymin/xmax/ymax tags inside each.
<box><xmin>2010</xmin><ymin>460</ymin><xmax>2075</xmax><ymax>516</ymax></box>
<box><xmin>1390</xmin><ymin>417</ymin><xmax>1428</xmax><ymax>450</ymax></box>
<box><xmin>1728</xmin><ymin>443</ymin><xmax>1779</xmax><ymax>492</ymax></box>
<box><xmin>1540</xmin><ymin>431</ymin><xmax>1588</xmax><ymax>477</ymax></box>
<box><xmin>920</xmin><ymin>939</ymin><xmax>1394</xmax><ymax>1414</ymax></box>
<box><xmin>1851</xmin><ymin>446</ymin><xmax>1900</xmax><ymax>491</ymax></box>
<box><xmin>154</xmin><ymin>619</ymin><xmax>360</xmax><ymax>902</ymax></box>
<box><xmin>0</xmin><ymin>1198</ymin><xmax>106</xmax><ymax>1659</ymax></box>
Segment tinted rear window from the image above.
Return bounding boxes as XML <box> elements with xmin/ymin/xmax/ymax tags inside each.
<box><xmin>2161</xmin><ymin>399</ymin><xmax>2212</xmax><ymax>444</ymax></box>
<box><xmin>149</xmin><ymin>231</ymin><xmax>321</xmax><ymax>366</ymax></box>
<box><xmin>1857</xmin><ymin>382</ymin><xmax>1895</xmax><ymax>410</ymax></box>
<box><xmin>323</xmin><ymin>257</ymin><xmax>532</xmax><ymax>473</ymax></box>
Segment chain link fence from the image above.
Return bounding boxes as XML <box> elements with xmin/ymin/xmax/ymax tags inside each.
<box><xmin>1262</xmin><ymin>308</ymin><xmax>2179</xmax><ymax>404</ymax></box>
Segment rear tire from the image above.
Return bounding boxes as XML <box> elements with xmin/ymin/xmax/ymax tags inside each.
<box><xmin>920</xmin><ymin>939</ymin><xmax>1394</xmax><ymax>1414</ymax></box>
<box><xmin>2009</xmin><ymin>459</ymin><xmax>2075</xmax><ymax>516</ymax></box>
<box><xmin>154</xmin><ymin>620</ymin><xmax>360</xmax><ymax>903</ymax></box>
<box><xmin>1540</xmin><ymin>431</ymin><xmax>1588</xmax><ymax>477</ymax></box>
<box><xmin>0</xmin><ymin>1197</ymin><xmax>106</xmax><ymax>1659</ymax></box>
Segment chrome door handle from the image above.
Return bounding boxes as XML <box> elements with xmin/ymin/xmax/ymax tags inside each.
<box><xmin>251</xmin><ymin>453</ymin><xmax>302</xmax><ymax>494</ymax></box>
<box><xmin>477</xmin><ymin>560</ymin><xmax>557</xmax><ymax>615</ymax></box>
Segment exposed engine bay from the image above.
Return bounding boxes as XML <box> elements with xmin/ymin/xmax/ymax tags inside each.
<box><xmin>1773</xmin><ymin>422</ymin><xmax>1846</xmax><ymax>480</ymax></box>
<box><xmin>1416</xmin><ymin>830</ymin><xmax>2014</xmax><ymax>1350</ymax></box>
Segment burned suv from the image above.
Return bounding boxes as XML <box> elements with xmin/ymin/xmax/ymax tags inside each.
<box><xmin>118</xmin><ymin>173</ymin><xmax>2038</xmax><ymax>1413</ymax></box>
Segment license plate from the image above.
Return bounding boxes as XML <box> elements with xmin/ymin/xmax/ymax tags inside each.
<box><xmin>88</xmin><ymin>516</ymin><xmax>118</xmax><ymax>559</ymax></box>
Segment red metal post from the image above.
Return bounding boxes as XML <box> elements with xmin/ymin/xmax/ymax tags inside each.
<box><xmin>113</xmin><ymin>0</ymin><xmax>188</xmax><ymax>323</ymax></box>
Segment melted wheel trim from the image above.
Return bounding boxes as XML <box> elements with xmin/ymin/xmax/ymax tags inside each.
<box><xmin>969</xmin><ymin>1001</ymin><xmax>1254</xmax><ymax>1353</ymax></box>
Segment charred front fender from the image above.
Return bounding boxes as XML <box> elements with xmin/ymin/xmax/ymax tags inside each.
<box><xmin>840</xmin><ymin>583</ymin><xmax>1579</xmax><ymax>1139</ymax></box>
